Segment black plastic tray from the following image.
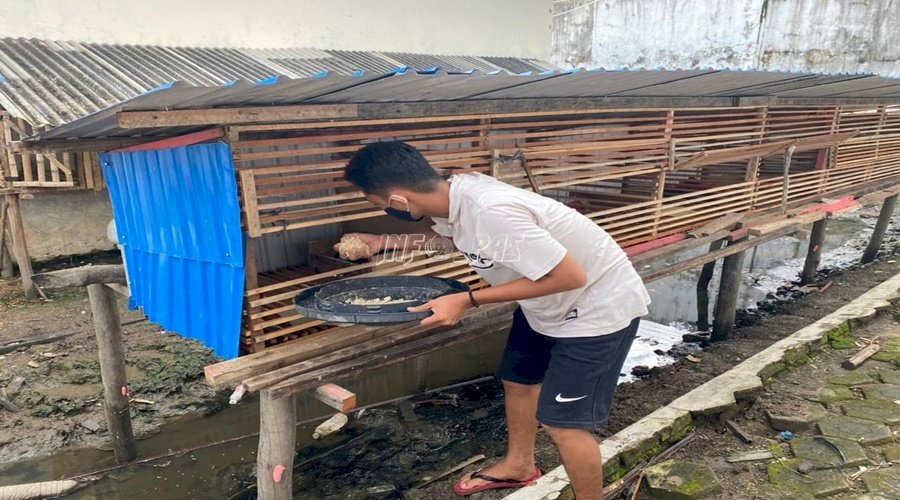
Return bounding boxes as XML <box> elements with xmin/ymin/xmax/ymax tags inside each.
<box><xmin>293</xmin><ymin>275</ymin><xmax>470</xmax><ymax>325</ymax></box>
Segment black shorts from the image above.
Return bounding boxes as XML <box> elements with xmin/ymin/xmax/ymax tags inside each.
<box><xmin>496</xmin><ymin>308</ymin><xmax>640</xmax><ymax>430</ymax></box>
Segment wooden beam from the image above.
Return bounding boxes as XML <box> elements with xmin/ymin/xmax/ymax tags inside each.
<box><xmin>640</xmin><ymin>226</ymin><xmax>800</xmax><ymax>283</ymax></box>
<box><xmin>88</xmin><ymin>283</ymin><xmax>138</xmax><ymax>462</ymax></box>
<box><xmin>112</xmin><ymin>127</ymin><xmax>224</xmax><ymax>152</ymax></box>
<box><xmin>266</xmin><ymin>313</ymin><xmax>513</xmax><ymax>399</ymax></box>
<box><xmin>33</xmin><ymin>265</ymin><xmax>126</xmax><ymax>288</ymax></box>
<box><xmin>624</xmin><ymin>234</ymin><xmax>687</xmax><ymax>257</ymax></box>
<box><xmin>11</xmin><ymin>138</ymin><xmax>150</xmax><ymax>154</ymax></box>
<box><xmin>314</xmin><ymin>384</ymin><xmax>357</xmax><ymax>412</ymax></box>
<box><xmin>117</xmin><ymin>105</ymin><xmax>360</xmax><ymax>129</ymax></box>
<box><xmin>242</xmin><ymin>304</ymin><xmax>514</xmax><ymax>392</ymax></box>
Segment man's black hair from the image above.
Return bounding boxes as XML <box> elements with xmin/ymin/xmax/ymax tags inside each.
<box><xmin>345</xmin><ymin>141</ymin><xmax>442</xmax><ymax>196</ymax></box>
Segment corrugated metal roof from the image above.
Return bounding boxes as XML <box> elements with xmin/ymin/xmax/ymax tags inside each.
<box><xmin>33</xmin><ymin>67</ymin><xmax>900</xmax><ymax>142</ymax></box>
<box><xmin>0</xmin><ymin>37</ymin><xmax>556</xmax><ymax>127</ymax></box>
<box><xmin>101</xmin><ymin>143</ymin><xmax>244</xmax><ymax>359</ymax></box>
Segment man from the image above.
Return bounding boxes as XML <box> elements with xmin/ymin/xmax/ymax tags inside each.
<box><xmin>341</xmin><ymin>141</ymin><xmax>650</xmax><ymax>498</ymax></box>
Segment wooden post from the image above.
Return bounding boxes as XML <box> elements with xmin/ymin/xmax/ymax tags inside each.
<box><xmin>4</xmin><ymin>194</ymin><xmax>37</xmax><ymax>298</ymax></box>
<box><xmin>862</xmin><ymin>194</ymin><xmax>897</xmax><ymax>264</ymax></box>
<box><xmin>257</xmin><ymin>390</ymin><xmax>296</xmax><ymax>500</ymax></box>
<box><xmin>711</xmin><ymin>237</ymin><xmax>748</xmax><ymax>342</ymax></box>
<box><xmin>87</xmin><ymin>283</ymin><xmax>138</xmax><ymax>462</ymax></box>
<box><xmin>696</xmin><ymin>239</ymin><xmax>726</xmax><ymax>331</ymax></box>
<box><xmin>781</xmin><ymin>145</ymin><xmax>796</xmax><ymax>214</ymax></box>
<box><xmin>801</xmin><ymin>218</ymin><xmax>828</xmax><ymax>285</ymax></box>
<box><xmin>0</xmin><ymin>199</ymin><xmax>12</xmax><ymax>278</ymax></box>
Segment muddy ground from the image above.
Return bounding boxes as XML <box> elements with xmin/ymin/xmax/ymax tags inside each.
<box><xmin>0</xmin><ymin>253</ymin><xmax>226</xmax><ymax>465</ymax></box>
<box><xmin>1</xmin><ymin>241</ymin><xmax>900</xmax><ymax>498</ymax></box>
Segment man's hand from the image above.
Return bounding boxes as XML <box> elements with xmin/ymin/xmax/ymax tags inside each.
<box><xmin>407</xmin><ymin>292</ymin><xmax>471</xmax><ymax>327</ymax></box>
<box><xmin>333</xmin><ymin>233</ymin><xmax>383</xmax><ymax>260</ymax></box>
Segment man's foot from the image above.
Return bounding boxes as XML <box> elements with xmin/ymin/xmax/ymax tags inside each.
<box><xmin>453</xmin><ymin>461</ymin><xmax>542</xmax><ymax>496</ymax></box>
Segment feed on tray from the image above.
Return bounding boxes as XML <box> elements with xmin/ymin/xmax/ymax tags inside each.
<box><xmin>344</xmin><ymin>295</ymin><xmax>415</xmax><ymax>305</ymax></box>
<box><xmin>334</xmin><ymin>235</ymin><xmax>371</xmax><ymax>261</ymax></box>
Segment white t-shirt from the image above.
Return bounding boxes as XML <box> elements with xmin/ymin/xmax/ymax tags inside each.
<box><xmin>431</xmin><ymin>173</ymin><xmax>650</xmax><ymax>338</ymax></box>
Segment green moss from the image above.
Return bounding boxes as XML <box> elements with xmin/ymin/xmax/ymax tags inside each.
<box><xmin>603</xmin><ymin>464</ymin><xmax>628</xmax><ymax>484</ymax></box>
<box><xmin>830</xmin><ymin>337</ymin><xmax>857</xmax><ymax>349</ymax></box>
<box><xmin>29</xmin><ymin>398</ymin><xmax>82</xmax><ymax>417</ymax></box>
<box><xmin>783</xmin><ymin>348</ymin><xmax>812</xmax><ymax>367</ymax></box>
<box><xmin>59</xmin><ymin>359</ymin><xmax>102</xmax><ymax>384</ymax></box>
<box><xmin>620</xmin><ymin>439</ymin><xmax>663</xmax><ymax>469</ymax></box>
<box><xmin>767</xmin><ymin>439</ymin><xmax>786</xmax><ymax>458</ymax></box>
<box><xmin>760</xmin><ymin>361</ymin><xmax>787</xmax><ymax>382</ymax></box>
<box><xmin>826</xmin><ymin>322</ymin><xmax>856</xmax><ymax>349</ymax></box>
<box><xmin>130</xmin><ymin>341</ymin><xmax>218</xmax><ymax>396</ymax></box>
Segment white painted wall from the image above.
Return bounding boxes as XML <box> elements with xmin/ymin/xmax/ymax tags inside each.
<box><xmin>1</xmin><ymin>0</ymin><xmax>552</xmax><ymax>59</ymax></box>
<box><xmin>553</xmin><ymin>0</ymin><xmax>900</xmax><ymax>77</ymax></box>
<box><xmin>20</xmin><ymin>191</ymin><xmax>115</xmax><ymax>260</ymax></box>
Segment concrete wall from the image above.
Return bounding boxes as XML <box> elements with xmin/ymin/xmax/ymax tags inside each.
<box><xmin>19</xmin><ymin>191</ymin><xmax>115</xmax><ymax>261</ymax></box>
<box><xmin>552</xmin><ymin>0</ymin><xmax>900</xmax><ymax>77</ymax></box>
<box><xmin>1</xmin><ymin>0</ymin><xmax>552</xmax><ymax>59</ymax></box>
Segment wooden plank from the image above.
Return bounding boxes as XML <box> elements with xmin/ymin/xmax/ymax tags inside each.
<box><xmin>238</xmin><ymin>170</ymin><xmax>262</xmax><ymax>237</ymax></box>
<box><xmin>748</xmin><ymin>211</ymin><xmax>826</xmax><ymax>236</ymax></box>
<box><xmin>640</xmin><ymin>225</ymin><xmax>801</xmax><ymax>283</ymax></box>
<box><xmin>314</xmin><ymin>384</ymin><xmax>357</xmax><ymax>412</ymax></box>
<box><xmin>117</xmin><ymin>105</ymin><xmax>360</xmax><ymax>128</ymax></box>
<box><xmin>624</xmin><ymin>234</ymin><xmax>686</xmax><ymax>257</ymax></box>
<box><xmin>205</xmin><ymin>324</ymin><xmax>384</xmax><ymax>386</ymax></box>
<box><xmin>267</xmin><ymin>314</ymin><xmax>513</xmax><ymax>399</ymax></box>
<box><xmin>0</xmin><ymin>113</ymin><xmax>19</xmax><ymax>180</ymax></box>
<box><xmin>33</xmin><ymin>265</ymin><xmax>127</xmax><ymax>288</ymax></box>
<box><xmin>244</xmin><ymin>306</ymin><xmax>513</xmax><ymax>392</ymax></box>
<box><xmin>686</xmin><ymin>213</ymin><xmax>744</xmax><ymax>238</ymax></box>
<box><xmin>10</xmin><ymin>137</ymin><xmax>151</xmax><ymax>154</ymax></box>
<box><xmin>82</xmin><ymin>152</ymin><xmax>96</xmax><ymax>189</ymax></box>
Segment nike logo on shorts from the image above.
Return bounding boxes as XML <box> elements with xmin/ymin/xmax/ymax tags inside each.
<box><xmin>555</xmin><ymin>393</ymin><xmax>587</xmax><ymax>403</ymax></box>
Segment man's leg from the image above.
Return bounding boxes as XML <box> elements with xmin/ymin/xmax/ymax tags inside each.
<box><xmin>457</xmin><ymin>380</ymin><xmax>541</xmax><ymax>488</ymax></box>
<box><xmin>543</xmin><ymin>425</ymin><xmax>603</xmax><ymax>499</ymax></box>
<box><xmin>535</xmin><ymin>318</ymin><xmax>641</xmax><ymax>499</ymax></box>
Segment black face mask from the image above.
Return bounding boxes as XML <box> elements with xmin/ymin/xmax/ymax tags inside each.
<box><xmin>384</xmin><ymin>207</ymin><xmax>424</xmax><ymax>222</ymax></box>
<box><xmin>384</xmin><ymin>196</ymin><xmax>425</xmax><ymax>222</ymax></box>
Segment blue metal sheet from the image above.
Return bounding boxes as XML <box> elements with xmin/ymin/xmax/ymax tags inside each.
<box><xmin>101</xmin><ymin>143</ymin><xmax>244</xmax><ymax>359</ymax></box>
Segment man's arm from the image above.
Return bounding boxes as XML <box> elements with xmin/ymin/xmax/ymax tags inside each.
<box><xmin>408</xmin><ymin>253</ymin><xmax>587</xmax><ymax>326</ymax></box>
